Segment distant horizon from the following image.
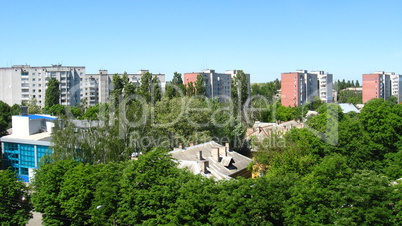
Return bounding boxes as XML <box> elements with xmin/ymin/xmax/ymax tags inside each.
<box><xmin>1</xmin><ymin>0</ymin><xmax>401</xmax><ymax>83</ymax></box>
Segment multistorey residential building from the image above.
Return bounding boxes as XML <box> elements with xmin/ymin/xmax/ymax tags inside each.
<box><xmin>84</xmin><ymin>70</ymin><xmax>165</xmax><ymax>105</ymax></box>
<box><xmin>0</xmin><ymin>65</ymin><xmax>166</xmax><ymax>107</ymax></box>
<box><xmin>311</xmin><ymin>71</ymin><xmax>333</xmax><ymax>103</ymax></box>
<box><xmin>183</xmin><ymin>69</ymin><xmax>250</xmax><ymax>101</ymax></box>
<box><xmin>0</xmin><ymin>64</ymin><xmax>84</xmax><ymax>107</ymax></box>
<box><xmin>391</xmin><ymin>73</ymin><xmax>402</xmax><ymax>103</ymax></box>
<box><xmin>281</xmin><ymin>70</ymin><xmax>319</xmax><ymax>106</ymax></box>
<box><xmin>362</xmin><ymin>71</ymin><xmax>396</xmax><ymax>103</ymax></box>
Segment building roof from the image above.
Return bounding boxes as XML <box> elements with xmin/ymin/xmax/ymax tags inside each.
<box><xmin>246</xmin><ymin>120</ymin><xmax>304</xmax><ymax>142</ymax></box>
<box><xmin>339</xmin><ymin>103</ymin><xmax>360</xmax><ymax>113</ymax></box>
<box><xmin>1</xmin><ymin>132</ymin><xmax>52</xmax><ymax>146</ymax></box>
<box><xmin>21</xmin><ymin>115</ymin><xmax>57</xmax><ymax>120</ymax></box>
<box><xmin>169</xmin><ymin>141</ymin><xmax>252</xmax><ymax>180</ymax></box>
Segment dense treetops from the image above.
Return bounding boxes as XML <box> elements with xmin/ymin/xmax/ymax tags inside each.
<box><xmin>0</xmin><ymin>169</ymin><xmax>33</xmax><ymax>224</ymax></box>
<box><xmin>2</xmin><ymin>73</ymin><xmax>402</xmax><ymax>225</ymax></box>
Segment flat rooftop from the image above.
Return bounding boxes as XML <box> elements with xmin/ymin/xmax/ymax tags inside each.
<box><xmin>1</xmin><ymin>132</ymin><xmax>52</xmax><ymax>145</ymax></box>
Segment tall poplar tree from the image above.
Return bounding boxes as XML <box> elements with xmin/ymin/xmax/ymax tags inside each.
<box><xmin>195</xmin><ymin>74</ymin><xmax>206</xmax><ymax>96</ymax></box>
<box><xmin>45</xmin><ymin>77</ymin><xmax>60</xmax><ymax>108</ymax></box>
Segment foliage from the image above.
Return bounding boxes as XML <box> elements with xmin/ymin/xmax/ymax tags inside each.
<box><xmin>186</xmin><ymin>81</ymin><xmax>195</xmax><ymax>96</ymax></box>
<box><xmin>0</xmin><ymin>169</ymin><xmax>33</xmax><ymax>225</ymax></box>
<box><xmin>334</xmin><ymin>79</ymin><xmax>360</xmax><ymax>92</ymax></box>
<box><xmin>0</xmin><ymin>100</ymin><xmax>11</xmax><ymax>136</ymax></box>
<box><xmin>250</xmin><ymin>79</ymin><xmax>281</xmax><ymax>103</ymax></box>
<box><xmin>31</xmin><ymin>159</ymin><xmax>78</xmax><ymax>225</ymax></box>
<box><xmin>338</xmin><ymin>89</ymin><xmax>362</xmax><ymax>104</ymax></box>
<box><xmin>27</xmin><ymin>98</ymin><xmax>41</xmax><ymax>114</ymax></box>
<box><xmin>31</xmin><ymin>77</ymin><xmax>402</xmax><ymax>225</ymax></box>
<box><xmin>195</xmin><ymin>74</ymin><xmax>206</xmax><ymax>96</ymax></box>
<box><xmin>43</xmin><ymin>104</ymin><xmax>66</xmax><ymax>116</ymax></box>
<box><xmin>231</xmin><ymin>70</ymin><xmax>250</xmax><ymax>118</ymax></box>
<box><xmin>45</xmin><ymin>77</ymin><xmax>60</xmax><ymax>108</ymax></box>
<box><xmin>166</xmin><ymin>72</ymin><xmax>186</xmax><ymax>99</ymax></box>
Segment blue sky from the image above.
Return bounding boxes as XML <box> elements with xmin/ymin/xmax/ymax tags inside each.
<box><xmin>1</xmin><ymin>0</ymin><xmax>401</xmax><ymax>83</ymax></box>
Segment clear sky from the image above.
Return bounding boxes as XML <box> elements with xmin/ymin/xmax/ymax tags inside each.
<box><xmin>1</xmin><ymin>0</ymin><xmax>401</xmax><ymax>83</ymax></box>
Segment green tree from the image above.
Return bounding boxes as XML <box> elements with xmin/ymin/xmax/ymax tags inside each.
<box><xmin>166</xmin><ymin>72</ymin><xmax>185</xmax><ymax>98</ymax></box>
<box><xmin>58</xmin><ymin>162</ymin><xmax>98</xmax><ymax>225</ymax></box>
<box><xmin>338</xmin><ymin>90</ymin><xmax>362</xmax><ymax>104</ymax></box>
<box><xmin>0</xmin><ymin>101</ymin><xmax>11</xmax><ymax>136</ymax></box>
<box><xmin>45</xmin><ymin>77</ymin><xmax>60</xmax><ymax>108</ymax></box>
<box><xmin>195</xmin><ymin>74</ymin><xmax>206</xmax><ymax>96</ymax></box>
<box><xmin>186</xmin><ymin>82</ymin><xmax>195</xmax><ymax>96</ymax></box>
<box><xmin>138</xmin><ymin>72</ymin><xmax>153</xmax><ymax>102</ymax></box>
<box><xmin>111</xmin><ymin>73</ymin><xmax>125</xmax><ymax>108</ymax></box>
<box><xmin>232</xmin><ymin>70</ymin><xmax>250</xmax><ymax>116</ymax></box>
<box><xmin>116</xmin><ymin>147</ymin><xmax>184</xmax><ymax>224</ymax></box>
<box><xmin>0</xmin><ymin>169</ymin><xmax>33</xmax><ymax>225</ymax></box>
<box><xmin>27</xmin><ymin>98</ymin><xmax>41</xmax><ymax>114</ymax></box>
<box><xmin>31</xmin><ymin>159</ymin><xmax>79</xmax><ymax>225</ymax></box>
<box><xmin>151</xmin><ymin>76</ymin><xmax>162</xmax><ymax>103</ymax></box>
<box><xmin>250</xmin><ymin>79</ymin><xmax>281</xmax><ymax>103</ymax></box>
<box><xmin>44</xmin><ymin>104</ymin><xmax>66</xmax><ymax>116</ymax></box>
<box><xmin>356</xmin><ymin>80</ymin><xmax>360</xmax><ymax>87</ymax></box>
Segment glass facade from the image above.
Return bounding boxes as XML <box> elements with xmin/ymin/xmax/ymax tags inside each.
<box><xmin>2</xmin><ymin>142</ymin><xmax>51</xmax><ymax>182</ymax></box>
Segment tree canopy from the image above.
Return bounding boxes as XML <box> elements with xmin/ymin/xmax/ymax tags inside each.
<box><xmin>45</xmin><ymin>77</ymin><xmax>60</xmax><ymax>108</ymax></box>
<box><xmin>0</xmin><ymin>169</ymin><xmax>33</xmax><ymax>224</ymax></box>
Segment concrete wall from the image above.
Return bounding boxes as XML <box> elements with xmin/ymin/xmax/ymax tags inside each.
<box><xmin>12</xmin><ymin>116</ymin><xmax>31</xmax><ymax>136</ymax></box>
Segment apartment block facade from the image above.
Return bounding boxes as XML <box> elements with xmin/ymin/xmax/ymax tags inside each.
<box><xmin>0</xmin><ymin>65</ymin><xmax>165</xmax><ymax>107</ymax></box>
<box><xmin>183</xmin><ymin>69</ymin><xmax>250</xmax><ymax>101</ymax></box>
<box><xmin>391</xmin><ymin>73</ymin><xmax>402</xmax><ymax>103</ymax></box>
<box><xmin>362</xmin><ymin>72</ymin><xmax>395</xmax><ymax>103</ymax></box>
<box><xmin>0</xmin><ymin>64</ymin><xmax>84</xmax><ymax>107</ymax></box>
<box><xmin>311</xmin><ymin>71</ymin><xmax>333</xmax><ymax>103</ymax></box>
<box><xmin>85</xmin><ymin>69</ymin><xmax>165</xmax><ymax>106</ymax></box>
<box><xmin>281</xmin><ymin>70</ymin><xmax>319</xmax><ymax>106</ymax></box>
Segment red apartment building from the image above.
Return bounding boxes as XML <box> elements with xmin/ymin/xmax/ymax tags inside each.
<box><xmin>281</xmin><ymin>70</ymin><xmax>319</xmax><ymax>107</ymax></box>
<box><xmin>362</xmin><ymin>72</ymin><xmax>391</xmax><ymax>103</ymax></box>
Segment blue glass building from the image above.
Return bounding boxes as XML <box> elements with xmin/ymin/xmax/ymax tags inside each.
<box><xmin>1</xmin><ymin>114</ymin><xmax>56</xmax><ymax>182</ymax></box>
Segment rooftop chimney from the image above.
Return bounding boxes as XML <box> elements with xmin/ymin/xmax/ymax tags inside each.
<box><xmin>211</xmin><ymin>148</ymin><xmax>220</xmax><ymax>162</ymax></box>
<box><xmin>200</xmin><ymin>160</ymin><xmax>209</xmax><ymax>173</ymax></box>
<box><xmin>178</xmin><ymin>143</ymin><xmax>183</xmax><ymax>149</ymax></box>
<box><xmin>189</xmin><ymin>141</ymin><xmax>195</xmax><ymax>147</ymax></box>
<box><xmin>197</xmin><ymin>150</ymin><xmax>203</xmax><ymax>160</ymax></box>
<box><xmin>219</xmin><ymin>146</ymin><xmax>226</xmax><ymax>157</ymax></box>
<box><xmin>225</xmin><ymin>143</ymin><xmax>230</xmax><ymax>154</ymax></box>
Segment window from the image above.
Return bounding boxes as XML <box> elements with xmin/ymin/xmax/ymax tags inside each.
<box><xmin>32</xmin><ymin>78</ymin><xmax>35</xmax><ymax>81</ymax></box>
<box><xmin>19</xmin><ymin>144</ymin><xmax>35</xmax><ymax>167</ymax></box>
<box><xmin>32</xmin><ymin>73</ymin><xmax>35</xmax><ymax>76</ymax></box>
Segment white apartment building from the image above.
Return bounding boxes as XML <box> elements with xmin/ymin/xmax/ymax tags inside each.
<box><xmin>0</xmin><ymin>64</ymin><xmax>84</xmax><ymax>107</ymax></box>
<box><xmin>183</xmin><ymin>69</ymin><xmax>250</xmax><ymax>102</ymax></box>
<box><xmin>311</xmin><ymin>71</ymin><xmax>333</xmax><ymax>103</ymax></box>
<box><xmin>84</xmin><ymin>70</ymin><xmax>166</xmax><ymax>105</ymax></box>
<box><xmin>390</xmin><ymin>73</ymin><xmax>402</xmax><ymax>103</ymax></box>
<box><xmin>0</xmin><ymin>65</ymin><xmax>166</xmax><ymax>107</ymax></box>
